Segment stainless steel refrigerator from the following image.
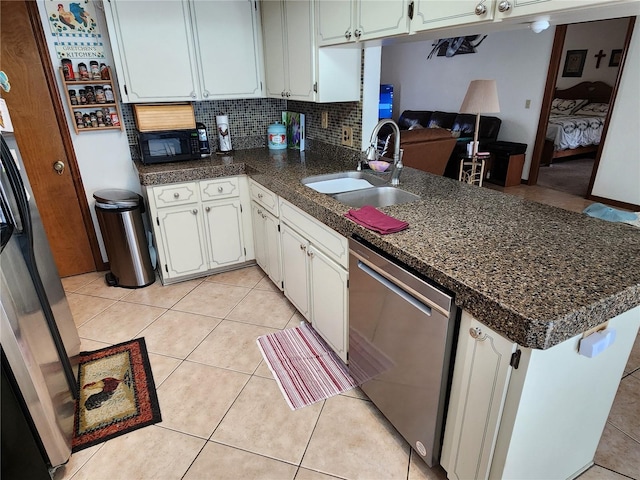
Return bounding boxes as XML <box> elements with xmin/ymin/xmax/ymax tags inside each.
<box><xmin>1</xmin><ymin>125</ymin><xmax>81</xmax><ymax>478</ymax></box>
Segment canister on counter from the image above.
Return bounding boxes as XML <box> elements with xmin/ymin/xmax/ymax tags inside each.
<box><xmin>267</xmin><ymin>122</ymin><xmax>287</xmax><ymax>150</ymax></box>
<box><xmin>61</xmin><ymin>58</ymin><xmax>74</xmax><ymax>81</ymax></box>
<box><xmin>68</xmin><ymin>89</ymin><xmax>78</xmax><ymax>105</ymax></box>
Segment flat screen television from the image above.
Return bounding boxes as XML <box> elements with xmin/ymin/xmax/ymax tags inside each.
<box><xmin>379</xmin><ymin>84</ymin><xmax>393</xmax><ymax>119</ymax></box>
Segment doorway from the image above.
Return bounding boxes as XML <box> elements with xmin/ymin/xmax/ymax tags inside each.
<box><xmin>528</xmin><ymin>17</ymin><xmax>635</xmax><ymax>201</ymax></box>
<box><xmin>1</xmin><ymin>1</ymin><xmax>103</xmax><ymax>277</ymax></box>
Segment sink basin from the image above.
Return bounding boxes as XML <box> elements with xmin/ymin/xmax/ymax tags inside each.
<box><xmin>332</xmin><ymin>186</ymin><xmax>421</xmax><ymax>208</ymax></box>
<box><xmin>301</xmin><ymin>171</ymin><xmax>387</xmax><ymax>194</ymax></box>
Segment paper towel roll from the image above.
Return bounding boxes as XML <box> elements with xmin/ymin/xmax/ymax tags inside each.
<box><xmin>216</xmin><ymin>115</ymin><xmax>232</xmax><ymax>152</ymax></box>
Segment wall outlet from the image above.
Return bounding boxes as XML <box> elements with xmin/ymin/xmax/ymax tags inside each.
<box><xmin>321</xmin><ymin>111</ymin><xmax>328</xmax><ymax>129</ymax></box>
<box><xmin>341</xmin><ymin>126</ymin><xmax>353</xmax><ymax>147</ymax></box>
<box><xmin>525</xmin><ymin>99</ymin><xmax>531</xmax><ymax>109</ymax></box>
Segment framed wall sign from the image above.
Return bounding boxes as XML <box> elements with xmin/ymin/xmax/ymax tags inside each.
<box><xmin>609</xmin><ymin>49</ymin><xmax>622</xmax><ymax>67</ymax></box>
<box><xmin>562</xmin><ymin>50</ymin><xmax>587</xmax><ymax>77</ymax></box>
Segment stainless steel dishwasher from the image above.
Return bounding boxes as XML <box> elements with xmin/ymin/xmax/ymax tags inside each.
<box><xmin>348</xmin><ymin>237</ymin><xmax>458</xmax><ymax>467</ymax></box>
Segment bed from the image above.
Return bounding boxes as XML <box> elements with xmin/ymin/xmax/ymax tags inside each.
<box><xmin>542</xmin><ymin>81</ymin><xmax>612</xmax><ymax>165</ymax></box>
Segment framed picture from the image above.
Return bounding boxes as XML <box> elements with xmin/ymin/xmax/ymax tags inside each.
<box><xmin>562</xmin><ymin>50</ymin><xmax>587</xmax><ymax>77</ymax></box>
<box><xmin>609</xmin><ymin>49</ymin><xmax>622</xmax><ymax>67</ymax></box>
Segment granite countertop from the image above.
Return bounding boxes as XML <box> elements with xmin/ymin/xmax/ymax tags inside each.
<box><xmin>135</xmin><ymin>147</ymin><xmax>640</xmax><ymax>350</ymax></box>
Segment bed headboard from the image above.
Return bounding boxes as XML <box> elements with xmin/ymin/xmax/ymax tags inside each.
<box><xmin>554</xmin><ymin>81</ymin><xmax>613</xmax><ymax>104</ymax></box>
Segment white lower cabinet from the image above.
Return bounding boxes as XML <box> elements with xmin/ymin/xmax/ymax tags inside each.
<box><xmin>441</xmin><ymin>307</ymin><xmax>640</xmax><ymax>480</ymax></box>
<box><xmin>146</xmin><ymin>176</ymin><xmax>253</xmax><ymax>284</ymax></box>
<box><xmin>279</xmin><ymin>199</ymin><xmax>349</xmax><ymax>363</ymax></box>
<box><xmin>251</xmin><ymin>202</ymin><xmax>282</xmax><ymax>289</ymax></box>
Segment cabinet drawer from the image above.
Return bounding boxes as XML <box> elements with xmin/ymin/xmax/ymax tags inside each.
<box><xmin>279</xmin><ymin>199</ymin><xmax>348</xmax><ymax>269</ymax></box>
<box><xmin>152</xmin><ymin>182</ymin><xmax>199</xmax><ymax>208</ymax></box>
<box><xmin>200</xmin><ymin>177</ymin><xmax>240</xmax><ymax>201</ymax></box>
<box><xmin>249</xmin><ymin>179</ymin><xmax>279</xmax><ymax>216</ymax></box>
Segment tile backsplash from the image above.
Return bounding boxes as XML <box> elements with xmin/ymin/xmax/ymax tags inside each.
<box><xmin>121</xmin><ymin>97</ymin><xmax>362</xmax><ymax>156</ymax></box>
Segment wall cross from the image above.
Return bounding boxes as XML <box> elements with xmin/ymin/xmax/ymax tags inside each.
<box><xmin>594</xmin><ymin>50</ymin><xmax>607</xmax><ymax>68</ymax></box>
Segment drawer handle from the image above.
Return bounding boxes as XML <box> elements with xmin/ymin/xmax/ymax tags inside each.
<box><xmin>192</xmin><ymin>209</ymin><xmax>198</xmax><ymax>214</ymax></box>
<box><xmin>218</xmin><ymin>186</ymin><xmax>223</xmax><ymax>193</ymax></box>
<box><xmin>498</xmin><ymin>0</ymin><xmax>511</xmax><ymax>12</ymax></box>
<box><xmin>174</xmin><ymin>193</ymin><xmax>180</xmax><ymax>198</ymax></box>
<box><xmin>475</xmin><ymin>0</ymin><xmax>487</xmax><ymax>15</ymax></box>
<box><xmin>258</xmin><ymin>193</ymin><xmax>263</xmax><ymax>199</ymax></box>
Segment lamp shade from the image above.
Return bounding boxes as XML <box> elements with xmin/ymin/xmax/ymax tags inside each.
<box><xmin>459</xmin><ymin>79</ymin><xmax>500</xmax><ymax>114</ymax></box>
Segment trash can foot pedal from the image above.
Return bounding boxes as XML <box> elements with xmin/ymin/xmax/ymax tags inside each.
<box><xmin>105</xmin><ymin>272</ymin><xmax>118</xmax><ymax>287</ymax></box>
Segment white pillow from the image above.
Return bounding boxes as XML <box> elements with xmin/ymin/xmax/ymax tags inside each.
<box><xmin>573</xmin><ymin>102</ymin><xmax>609</xmax><ymax>117</ymax></box>
<box><xmin>550</xmin><ymin>98</ymin><xmax>588</xmax><ymax>115</ymax></box>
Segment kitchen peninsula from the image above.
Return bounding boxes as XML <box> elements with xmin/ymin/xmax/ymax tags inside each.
<box><xmin>135</xmin><ymin>146</ymin><xmax>640</xmax><ymax>479</ymax></box>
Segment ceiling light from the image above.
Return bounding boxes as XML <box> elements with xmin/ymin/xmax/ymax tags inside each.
<box><xmin>530</xmin><ymin>20</ymin><xmax>550</xmax><ymax>33</ymax></box>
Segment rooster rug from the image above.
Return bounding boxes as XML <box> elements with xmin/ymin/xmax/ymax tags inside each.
<box><xmin>72</xmin><ymin>338</ymin><xmax>161</xmax><ymax>452</ymax></box>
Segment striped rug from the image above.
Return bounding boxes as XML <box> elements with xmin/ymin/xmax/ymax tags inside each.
<box><xmin>257</xmin><ymin>323</ymin><xmax>358</xmax><ymax>410</ymax></box>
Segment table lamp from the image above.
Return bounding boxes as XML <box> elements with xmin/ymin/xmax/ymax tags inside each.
<box><xmin>459</xmin><ymin>79</ymin><xmax>500</xmax><ymax>159</ymax></box>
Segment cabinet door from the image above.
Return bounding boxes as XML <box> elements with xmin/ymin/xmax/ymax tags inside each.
<box><xmin>284</xmin><ymin>0</ymin><xmax>315</xmax><ymax>101</ymax></box>
<box><xmin>316</xmin><ymin>0</ymin><xmax>355</xmax><ymax>46</ymax></box>
<box><xmin>104</xmin><ymin>0</ymin><xmax>199</xmax><ymax>102</ymax></box>
<box><xmin>202</xmin><ymin>199</ymin><xmax>246</xmax><ymax>268</ymax></box>
<box><xmin>251</xmin><ymin>202</ymin><xmax>268</xmax><ymax>272</ymax></box>
<box><xmin>261</xmin><ymin>0</ymin><xmax>287</xmax><ymax>98</ymax></box>
<box><xmin>411</xmin><ymin>0</ymin><xmax>495</xmax><ymax>32</ymax></box>
<box><xmin>263</xmin><ymin>209</ymin><xmax>282</xmax><ymax>288</ymax></box>
<box><xmin>191</xmin><ymin>0</ymin><xmax>263</xmax><ymax>99</ymax></box>
<box><xmin>280</xmin><ymin>224</ymin><xmax>309</xmax><ymax>319</ymax></box>
<box><xmin>356</xmin><ymin>0</ymin><xmax>409</xmax><ymax>41</ymax></box>
<box><xmin>156</xmin><ymin>205</ymin><xmax>208</xmax><ymax>279</ymax></box>
<box><xmin>494</xmin><ymin>0</ymin><xmax>618</xmax><ymax>19</ymax></box>
<box><xmin>308</xmin><ymin>245</ymin><xmax>348</xmax><ymax>363</ymax></box>
<box><xmin>440</xmin><ymin>311</ymin><xmax>517</xmax><ymax>480</ymax></box>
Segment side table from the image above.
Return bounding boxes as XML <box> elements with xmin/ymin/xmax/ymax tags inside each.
<box><xmin>459</xmin><ymin>154</ymin><xmax>490</xmax><ymax>186</ymax></box>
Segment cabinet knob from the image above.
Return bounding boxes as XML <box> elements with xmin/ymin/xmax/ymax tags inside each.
<box><xmin>344</xmin><ymin>30</ymin><xmax>351</xmax><ymax>40</ymax></box>
<box><xmin>475</xmin><ymin>1</ymin><xmax>487</xmax><ymax>15</ymax></box>
<box><xmin>257</xmin><ymin>193</ymin><xmax>263</xmax><ymax>199</ymax></box>
<box><xmin>281</xmin><ymin>91</ymin><xmax>285</xmax><ymax>97</ymax></box>
<box><xmin>203</xmin><ymin>90</ymin><xmax>209</xmax><ymax>98</ymax></box>
<box><xmin>307</xmin><ymin>251</ymin><xmax>314</xmax><ymax>258</ymax></box>
<box><xmin>299</xmin><ymin>244</ymin><xmax>306</xmax><ymax>251</ymax></box>
<box><xmin>498</xmin><ymin>0</ymin><xmax>511</xmax><ymax>12</ymax></box>
<box><xmin>205</xmin><ymin>206</ymin><xmax>210</xmax><ymax>212</ymax></box>
<box><xmin>354</xmin><ymin>29</ymin><xmax>362</xmax><ymax>40</ymax></box>
<box><xmin>192</xmin><ymin>209</ymin><xmax>198</xmax><ymax>214</ymax></box>
<box><xmin>191</xmin><ymin>91</ymin><xmax>197</xmax><ymax>99</ymax></box>
<box><xmin>218</xmin><ymin>186</ymin><xmax>223</xmax><ymax>193</ymax></box>
<box><xmin>469</xmin><ymin>327</ymin><xmax>487</xmax><ymax>341</ymax></box>
<box><xmin>174</xmin><ymin>192</ymin><xmax>180</xmax><ymax>198</ymax></box>
<box><xmin>257</xmin><ymin>208</ymin><xmax>263</xmax><ymax>215</ymax></box>
<box><xmin>53</xmin><ymin>160</ymin><xmax>65</xmax><ymax>175</ymax></box>
<box><xmin>262</xmin><ymin>213</ymin><xmax>267</xmax><ymax>219</ymax></box>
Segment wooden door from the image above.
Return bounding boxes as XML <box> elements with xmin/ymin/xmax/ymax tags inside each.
<box><xmin>1</xmin><ymin>1</ymin><xmax>99</xmax><ymax>277</ymax></box>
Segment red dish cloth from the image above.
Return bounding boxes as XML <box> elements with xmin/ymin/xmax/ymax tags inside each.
<box><xmin>344</xmin><ymin>206</ymin><xmax>409</xmax><ymax>234</ymax></box>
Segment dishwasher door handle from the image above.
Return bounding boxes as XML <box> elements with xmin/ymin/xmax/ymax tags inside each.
<box><xmin>358</xmin><ymin>261</ymin><xmax>432</xmax><ymax>317</ymax></box>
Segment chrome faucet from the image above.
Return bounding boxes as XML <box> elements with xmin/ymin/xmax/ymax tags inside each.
<box><xmin>363</xmin><ymin>119</ymin><xmax>404</xmax><ymax>186</ymax></box>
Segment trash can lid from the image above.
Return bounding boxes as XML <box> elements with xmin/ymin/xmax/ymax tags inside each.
<box><xmin>93</xmin><ymin>189</ymin><xmax>141</xmax><ymax>207</ymax></box>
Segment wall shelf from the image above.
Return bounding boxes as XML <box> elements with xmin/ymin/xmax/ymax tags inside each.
<box><xmin>59</xmin><ymin>67</ymin><xmax>124</xmax><ymax>134</ymax></box>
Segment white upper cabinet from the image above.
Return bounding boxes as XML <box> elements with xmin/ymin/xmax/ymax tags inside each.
<box><xmin>261</xmin><ymin>0</ymin><xmax>360</xmax><ymax>103</ymax></box>
<box><xmin>493</xmin><ymin>0</ymin><xmax>630</xmax><ymax>20</ymax></box>
<box><xmin>410</xmin><ymin>0</ymin><xmax>496</xmax><ymax>33</ymax></box>
<box><xmin>104</xmin><ymin>0</ymin><xmax>264</xmax><ymax>103</ymax></box>
<box><xmin>191</xmin><ymin>0</ymin><xmax>263</xmax><ymax>100</ymax></box>
<box><xmin>317</xmin><ymin>0</ymin><xmax>410</xmax><ymax>46</ymax></box>
<box><xmin>261</xmin><ymin>0</ymin><xmax>315</xmax><ymax>100</ymax></box>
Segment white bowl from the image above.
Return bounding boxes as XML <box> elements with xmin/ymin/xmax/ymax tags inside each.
<box><xmin>368</xmin><ymin>160</ymin><xmax>390</xmax><ymax>172</ymax></box>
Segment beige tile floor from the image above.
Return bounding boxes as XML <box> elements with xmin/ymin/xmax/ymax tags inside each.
<box><xmin>53</xmin><ymin>185</ymin><xmax>639</xmax><ymax>480</ymax></box>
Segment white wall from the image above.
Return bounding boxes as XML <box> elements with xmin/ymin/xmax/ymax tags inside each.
<box><xmin>592</xmin><ymin>20</ymin><xmax>640</xmax><ymax>206</ymax></box>
<box><xmin>381</xmin><ymin>28</ymin><xmax>555</xmax><ymax>180</ymax></box>
<box><xmin>556</xmin><ymin>18</ymin><xmax>627</xmax><ymax>89</ymax></box>
<box><xmin>37</xmin><ymin>1</ymin><xmax>140</xmax><ymax>262</ymax></box>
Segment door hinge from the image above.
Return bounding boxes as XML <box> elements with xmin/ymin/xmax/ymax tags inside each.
<box><xmin>510</xmin><ymin>348</ymin><xmax>521</xmax><ymax>369</ymax></box>
<box><xmin>164</xmin><ymin>264</ymin><xmax>168</xmax><ymax>273</ymax></box>
<box><xmin>277</xmin><ymin>224</ymin><xmax>281</xmax><ymax>232</ymax></box>
<box><xmin>254</xmin><ymin>1</ymin><xmax>257</xmax><ymax>11</ymax></box>
<box><xmin>313</xmin><ymin>82</ymin><xmax>318</xmax><ymax>93</ymax></box>
<box><xmin>408</xmin><ymin>1</ymin><xmax>414</xmax><ymax>20</ymax></box>
<box><xmin>244</xmin><ymin>247</ymin><xmax>246</xmax><ymax>256</ymax></box>
<box><xmin>346</xmin><ymin>279</ymin><xmax>349</xmax><ymax>289</ymax></box>
<box><xmin>156</xmin><ymin>216</ymin><xmax>159</xmax><ymax>226</ymax></box>
<box><xmin>124</xmin><ymin>84</ymin><xmax>128</xmax><ymax>95</ymax></box>
<box><xmin>260</xmin><ymin>81</ymin><xmax>263</xmax><ymax>92</ymax></box>
<box><xmin>281</xmin><ymin>281</ymin><xmax>284</xmax><ymax>290</ymax></box>
<box><xmin>240</xmin><ymin>204</ymin><xmax>243</xmax><ymax>213</ymax></box>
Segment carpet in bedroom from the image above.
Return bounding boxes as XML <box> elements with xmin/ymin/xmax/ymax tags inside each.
<box><xmin>537</xmin><ymin>157</ymin><xmax>594</xmax><ymax>197</ymax></box>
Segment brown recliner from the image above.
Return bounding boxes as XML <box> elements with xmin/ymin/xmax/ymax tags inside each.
<box><xmin>382</xmin><ymin>127</ymin><xmax>457</xmax><ymax>176</ymax></box>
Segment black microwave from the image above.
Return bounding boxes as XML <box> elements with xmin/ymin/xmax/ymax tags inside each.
<box><xmin>138</xmin><ymin>129</ymin><xmax>200</xmax><ymax>165</ymax></box>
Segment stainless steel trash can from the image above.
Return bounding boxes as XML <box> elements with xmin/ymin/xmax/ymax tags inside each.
<box><xmin>93</xmin><ymin>189</ymin><xmax>155</xmax><ymax>288</ymax></box>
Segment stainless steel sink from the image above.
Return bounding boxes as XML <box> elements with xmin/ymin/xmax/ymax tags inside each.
<box><xmin>301</xmin><ymin>171</ymin><xmax>387</xmax><ymax>194</ymax></box>
<box><xmin>332</xmin><ymin>186</ymin><xmax>421</xmax><ymax>208</ymax></box>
